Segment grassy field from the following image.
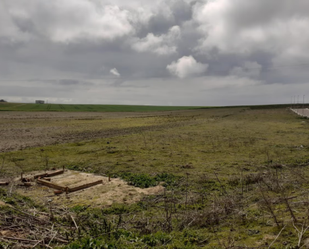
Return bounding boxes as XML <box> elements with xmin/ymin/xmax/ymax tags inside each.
<box><xmin>0</xmin><ymin>102</ymin><xmax>203</xmax><ymax>112</ymax></box>
<box><xmin>0</xmin><ymin>102</ymin><xmax>301</xmax><ymax>112</ymax></box>
<box><xmin>1</xmin><ymin>106</ymin><xmax>309</xmax><ymax>248</ymax></box>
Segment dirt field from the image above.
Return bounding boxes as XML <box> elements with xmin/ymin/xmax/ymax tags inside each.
<box><xmin>0</xmin><ymin>111</ymin><xmax>189</xmax><ymax>153</ymax></box>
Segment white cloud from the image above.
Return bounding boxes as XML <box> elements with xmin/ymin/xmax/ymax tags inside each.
<box><xmin>2</xmin><ymin>0</ymin><xmax>135</xmax><ymax>42</ymax></box>
<box><xmin>167</xmin><ymin>55</ymin><xmax>208</xmax><ymax>78</ymax></box>
<box><xmin>193</xmin><ymin>0</ymin><xmax>309</xmax><ymax>59</ymax></box>
<box><xmin>131</xmin><ymin>26</ymin><xmax>181</xmax><ymax>55</ymax></box>
<box><xmin>110</xmin><ymin>68</ymin><xmax>120</xmax><ymax>77</ymax></box>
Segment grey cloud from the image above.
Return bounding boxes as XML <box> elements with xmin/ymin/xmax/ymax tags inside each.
<box><xmin>229</xmin><ymin>61</ymin><xmax>262</xmax><ymax>78</ymax></box>
<box><xmin>136</xmin><ymin>0</ymin><xmax>192</xmax><ymax>37</ymax></box>
<box><xmin>0</xmin><ymin>0</ymin><xmax>309</xmax><ymax>106</ymax></box>
<box><xmin>57</xmin><ymin>79</ymin><xmax>94</xmax><ymax>86</ymax></box>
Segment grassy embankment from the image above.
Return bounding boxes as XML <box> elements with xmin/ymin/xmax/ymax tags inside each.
<box><xmin>0</xmin><ymin>102</ymin><xmax>202</xmax><ymax>112</ymax></box>
<box><xmin>1</xmin><ymin>106</ymin><xmax>309</xmax><ymax>248</ymax></box>
<box><xmin>0</xmin><ymin>102</ymin><xmax>301</xmax><ymax>112</ymax></box>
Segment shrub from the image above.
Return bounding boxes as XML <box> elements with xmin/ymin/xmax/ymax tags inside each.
<box><xmin>117</xmin><ymin>172</ymin><xmax>179</xmax><ymax>188</ymax></box>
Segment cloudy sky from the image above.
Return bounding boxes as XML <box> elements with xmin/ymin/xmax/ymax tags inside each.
<box><xmin>1</xmin><ymin>0</ymin><xmax>309</xmax><ymax>106</ymax></box>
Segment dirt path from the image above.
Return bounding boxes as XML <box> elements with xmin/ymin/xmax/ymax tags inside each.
<box><xmin>291</xmin><ymin>108</ymin><xmax>309</xmax><ymax>118</ymax></box>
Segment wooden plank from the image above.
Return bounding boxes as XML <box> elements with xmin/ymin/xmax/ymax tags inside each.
<box><xmin>34</xmin><ymin>173</ymin><xmax>48</xmax><ymax>179</ymax></box>
<box><xmin>46</xmin><ymin>169</ymin><xmax>64</xmax><ymax>177</ymax></box>
<box><xmin>68</xmin><ymin>180</ymin><xmax>103</xmax><ymax>193</ymax></box>
<box><xmin>34</xmin><ymin>169</ymin><xmax>64</xmax><ymax>179</ymax></box>
<box><xmin>36</xmin><ymin>178</ymin><xmax>66</xmax><ymax>191</ymax></box>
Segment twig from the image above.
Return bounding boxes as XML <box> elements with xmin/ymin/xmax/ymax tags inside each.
<box><xmin>268</xmin><ymin>225</ymin><xmax>286</xmax><ymax>249</ymax></box>
<box><xmin>8</xmin><ymin>182</ymin><xmax>14</xmax><ymax>196</ymax></box>
<box><xmin>258</xmin><ymin>182</ymin><xmax>280</xmax><ymax>227</ymax></box>
<box><xmin>293</xmin><ymin>221</ymin><xmax>309</xmax><ymax>247</ymax></box>
<box><xmin>9</xmin><ymin>206</ymin><xmax>47</xmax><ymax>223</ymax></box>
<box><xmin>1</xmin><ymin>236</ymin><xmax>39</xmax><ymax>243</ymax></box>
<box><xmin>71</xmin><ymin>215</ymin><xmax>79</xmax><ymax>230</ymax></box>
<box><xmin>32</xmin><ymin>240</ymin><xmax>43</xmax><ymax>248</ymax></box>
<box><xmin>214</xmin><ymin>171</ymin><xmax>227</xmax><ymax>194</ymax></box>
<box><xmin>47</xmin><ymin>224</ymin><xmax>56</xmax><ymax>246</ymax></box>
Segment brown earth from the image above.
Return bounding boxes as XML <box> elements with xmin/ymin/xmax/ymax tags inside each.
<box><xmin>0</xmin><ymin>111</ymin><xmax>194</xmax><ymax>153</ymax></box>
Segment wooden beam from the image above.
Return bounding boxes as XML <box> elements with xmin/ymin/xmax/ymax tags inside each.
<box><xmin>68</xmin><ymin>180</ymin><xmax>103</xmax><ymax>193</ymax></box>
<box><xmin>36</xmin><ymin>178</ymin><xmax>66</xmax><ymax>191</ymax></box>
<box><xmin>47</xmin><ymin>169</ymin><xmax>64</xmax><ymax>177</ymax></box>
<box><xmin>34</xmin><ymin>173</ymin><xmax>48</xmax><ymax>179</ymax></box>
<box><xmin>34</xmin><ymin>169</ymin><xmax>64</xmax><ymax>179</ymax></box>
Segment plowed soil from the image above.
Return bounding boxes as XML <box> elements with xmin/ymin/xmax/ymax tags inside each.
<box><xmin>0</xmin><ymin>111</ymin><xmax>187</xmax><ymax>153</ymax></box>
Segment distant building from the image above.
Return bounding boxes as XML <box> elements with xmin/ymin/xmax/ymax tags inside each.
<box><xmin>35</xmin><ymin>100</ymin><xmax>45</xmax><ymax>104</ymax></box>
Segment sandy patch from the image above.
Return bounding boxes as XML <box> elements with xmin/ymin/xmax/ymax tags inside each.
<box><xmin>15</xmin><ymin>170</ymin><xmax>164</xmax><ymax>207</ymax></box>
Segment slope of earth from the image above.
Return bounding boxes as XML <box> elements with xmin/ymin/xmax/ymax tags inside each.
<box><xmin>0</xmin><ymin>102</ymin><xmax>202</xmax><ymax>112</ymax></box>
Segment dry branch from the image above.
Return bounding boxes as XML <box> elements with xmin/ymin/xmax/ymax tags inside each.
<box><xmin>1</xmin><ymin>236</ymin><xmax>40</xmax><ymax>243</ymax></box>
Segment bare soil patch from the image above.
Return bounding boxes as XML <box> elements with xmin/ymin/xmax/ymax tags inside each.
<box><xmin>15</xmin><ymin>170</ymin><xmax>164</xmax><ymax>207</ymax></box>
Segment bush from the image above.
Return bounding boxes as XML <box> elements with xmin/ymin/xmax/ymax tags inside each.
<box><xmin>117</xmin><ymin>172</ymin><xmax>179</xmax><ymax>188</ymax></box>
<box><xmin>118</xmin><ymin>172</ymin><xmax>156</xmax><ymax>188</ymax></box>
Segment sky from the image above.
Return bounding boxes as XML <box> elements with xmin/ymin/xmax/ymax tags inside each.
<box><xmin>1</xmin><ymin>0</ymin><xmax>309</xmax><ymax>106</ymax></box>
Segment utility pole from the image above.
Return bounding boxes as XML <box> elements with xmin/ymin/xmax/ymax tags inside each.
<box><xmin>291</xmin><ymin>96</ymin><xmax>293</xmax><ymax>108</ymax></box>
<box><xmin>303</xmin><ymin>95</ymin><xmax>305</xmax><ymax>115</ymax></box>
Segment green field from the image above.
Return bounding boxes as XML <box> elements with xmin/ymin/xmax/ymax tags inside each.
<box><xmin>0</xmin><ymin>102</ymin><xmax>203</xmax><ymax>112</ymax></box>
<box><xmin>1</xmin><ymin>106</ymin><xmax>309</xmax><ymax>248</ymax></box>
<box><xmin>0</xmin><ymin>102</ymin><xmax>299</xmax><ymax>112</ymax></box>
